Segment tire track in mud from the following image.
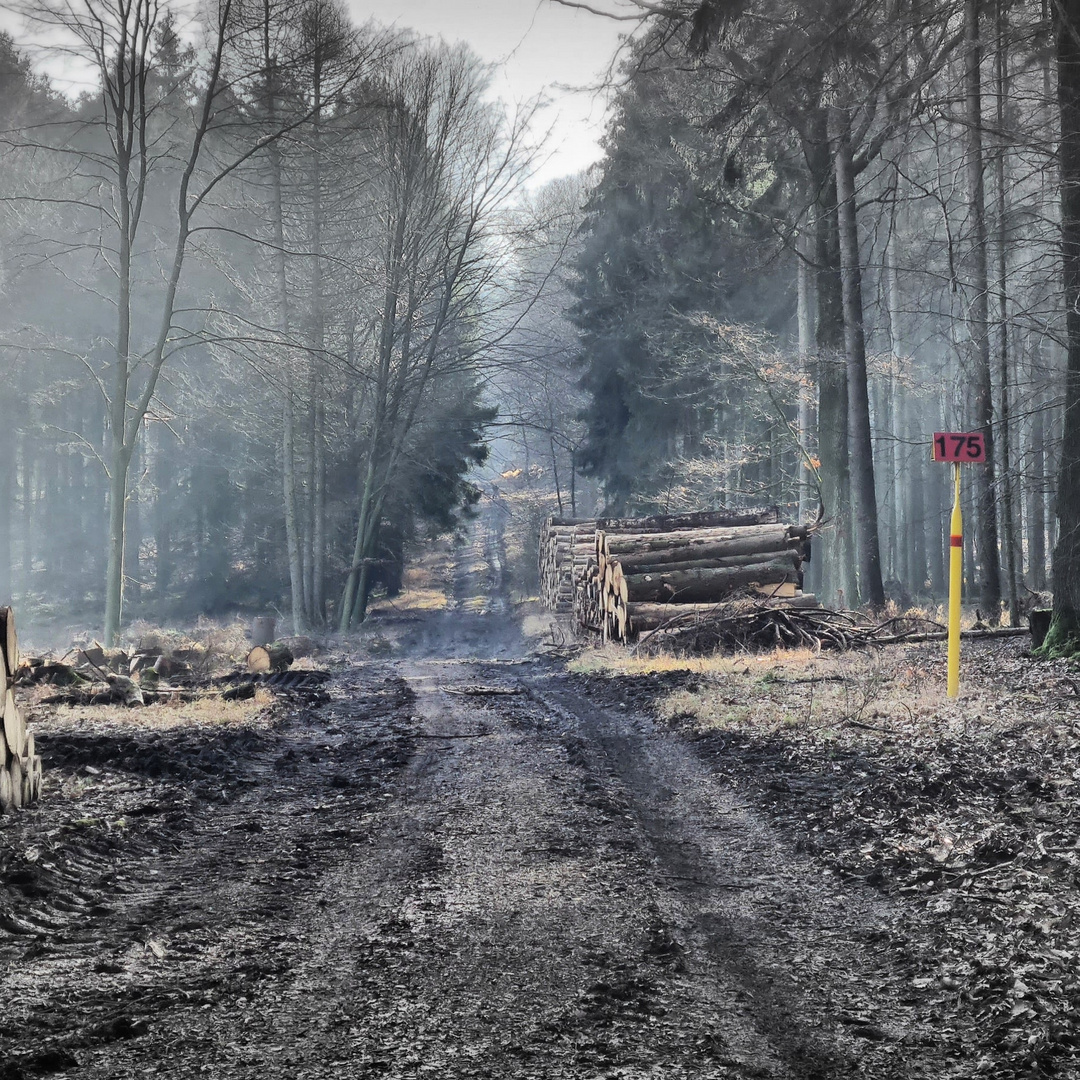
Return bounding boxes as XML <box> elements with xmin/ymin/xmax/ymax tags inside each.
<box><xmin>343</xmin><ymin>658</ymin><xmax>770</xmax><ymax>1079</ymax></box>
<box><xmin>526</xmin><ymin>678</ymin><xmax>949</xmax><ymax>1079</ymax></box>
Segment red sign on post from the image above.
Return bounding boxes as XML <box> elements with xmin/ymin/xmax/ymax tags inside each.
<box><xmin>932</xmin><ymin>432</ymin><xmax>987</xmax><ymax>463</ymax></box>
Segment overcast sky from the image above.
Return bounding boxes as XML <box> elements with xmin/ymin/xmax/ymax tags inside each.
<box><xmin>346</xmin><ymin>0</ymin><xmax>629</xmax><ymax>185</ymax></box>
<box><xmin>2</xmin><ymin>0</ymin><xmax>628</xmax><ymax>186</ymax></box>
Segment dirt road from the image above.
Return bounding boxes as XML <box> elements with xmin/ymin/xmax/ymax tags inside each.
<box><xmin>3</xmin><ymin>503</ymin><xmax>1037</xmax><ymax>1078</ymax></box>
<box><xmin>1</xmin><ymin>607</ymin><xmax>969</xmax><ymax>1080</ymax></box>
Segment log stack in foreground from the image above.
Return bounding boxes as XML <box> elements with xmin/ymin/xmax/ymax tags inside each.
<box><xmin>0</xmin><ymin>607</ymin><xmax>42</xmax><ymax>812</ymax></box>
<box><xmin>550</xmin><ymin>509</ymin><xmax>815</xmax><ymax>645</ymax></box>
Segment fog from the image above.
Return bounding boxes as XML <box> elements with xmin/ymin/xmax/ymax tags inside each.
<box><xmin>0</xmin><ymin>0</ymin><xmax>1070</xmax><ymax>648</ymax></box>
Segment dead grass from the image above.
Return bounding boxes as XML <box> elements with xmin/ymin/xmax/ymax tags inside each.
<box><xmin>29</xmin><ymin>687</ymin><xmax>276</xmax><ymax>734</ymax></box>
<box><xmin>367</xmin><ymin>588</ymin><xmax>449</xmax><ymax>615</ymax></box>
<box><xmin>571</xmin><ymin>637</ymin><xmax>1032</xmax><ymax>747</ymax></box>
<box><xmin>120</xmin><ymin>619</ymin><xmax>253</xmax><ymax>665</ymax></box>
<box><xmin>367</xmin><ymin>554</ymin><xmax>452</xmax><ymax>616</ymax></box>
<box><xmin>653</xmin><ymin>646</ymin><xmax>1032</xmax><ymax>745</ymax></box>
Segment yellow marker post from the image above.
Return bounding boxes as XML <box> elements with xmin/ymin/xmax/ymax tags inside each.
<box><xmin>933</xmin><ymin>431</ymin><xmax>985</xmax><ymax>699</ymax></box>
<box><xmin>947</xmin><ymin>463</ymin><xmax>962</xmax><ymax>698</ymax></box>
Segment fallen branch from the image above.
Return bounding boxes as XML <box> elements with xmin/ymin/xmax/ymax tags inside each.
<box><xmin>871</xmin><ymin>626</ymin><xmax>1029</xmax><ymax>646</ymax></box>
<box><xmin>414</xmin><ymin>731</ymin><xmax>493</xmax><ymax>739</ymax></box>
<box><xmin>441</xmin><ymin>685</ymin><xmax>522</xmax><ymax>697</ymax></box>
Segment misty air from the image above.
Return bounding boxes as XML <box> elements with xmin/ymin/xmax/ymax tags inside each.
<box><xmin>1</xmin><ymin>0</ymin><xmax>1079</xmax><ymax>1076</ymax></box>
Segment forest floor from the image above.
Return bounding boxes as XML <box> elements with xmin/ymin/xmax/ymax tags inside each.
<box><xmin>2</xmin><ymin>508</ymin><xmax>1080</xmax><ymax>1078</ymax></box>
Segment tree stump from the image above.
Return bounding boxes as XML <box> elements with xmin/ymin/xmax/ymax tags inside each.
<box><xmin>1030</xmin><ymin>608</ymin><xmax>1053</xmax><ymax>649</ymax></box>
<box><xmin>251</xmin><ymin>616</ymin><xmax>277</xmax><ymax>647</ymax></box>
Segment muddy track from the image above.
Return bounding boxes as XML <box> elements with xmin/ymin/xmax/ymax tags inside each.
<box><xmin>0</xmin><ymin>508</ymin><xmax>959</xmax><ymax>1078</ymax></box>
<box><xmin>0</xmin><ymin>639</ymin><xmax>962</xmax><ymax>1079</ymax></box>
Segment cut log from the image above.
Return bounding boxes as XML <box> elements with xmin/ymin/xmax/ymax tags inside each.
<box><xmin>548</xmin><ymin>516</ymin><xmax>597</xmax><ymax>528</ymax></box>
<box><xmin>615</xmin><ymin>551</ymin><xmax>802</xmax><ymax>576</ymax></box>
<box><xmin>555</xmin><ymin>509</ymin><xmax>814</xmax><ymax>643</ymax></box>
<box><xmin>129</xmin><ymin>651</ymin><xmax>162</xmax><ymax>674</ymax></box>
<box><xmin>4</xmin><ymin>690</ymin><xmax>24</xmax><ymax>758</ymax></box>
<box><xmin>106</xmin><ymin>674</ymin><xmax>144</xmax><ymax>707</ymax></box>
<box><xmin>624</xmin><ymin>559</ymin><xmax>798</xmax><ymax>604</ymax></box>
<box><xmin>78</xmin><ymin>644</ymin><xmax>109</xmax><ymax>671</ymax></box>
<box><xmin>153</xmin><ymin>654</ymin><xmax>192</xmax><ymax>680</ymax></box>
<box><xmin>9</xmin><ymin>755</ymin><xmax>23</xmax><ymax>809</ymax></box>
<box><xmin>29</xmin><ymin>662</ymin><xmax>86</xmax><ymax>687</ymax></box>
<box><xmin>24</xmin><ymin>729</ymin><xmax>34</xmax><ymax>760</ymax></box>
<box><xmin>246</xmin><ymin>644</ymin><xmax>294</xmax><ymax>674</ymax></box>
<box><xmin>0</xmin><ymin>766</ymin><xmax>11</xmax><ymax>812</ymax></box>
<box><xmin>280</xmin><ymin>635</ymin><xmax>318</xmax><ymax>658</ymax></box>
<box><xmin>612</xmin><ymin>538</ymin><xmax>804</xmax><ymax>570</ymax></box>
<box><xmin>595</xmin><ymin>508</ymin><xmax>780</xmax><ymax>531</ymax></box>
<box><xmin>0</xmin><ymin>607</ymin><xmax>17</xmax><ymax>679</ymax></box>
<box><xmin>754</xmin><ymin>581</ymin><xmax>799</xmax><ymax>598</ymax></box>
<box><xmin>604</xmin><ymin>524</ymin><xmax>799</xmax><ymax>555</ymax></box>
<box><xmin>30</xmin><ymin>754</ymin><xmax>42</xmax><ymax>802</ymax></box>
<box><xmin>20</xmin><ymin>758</ymin><xmax>31</xmax><ymax>805</ymax></box>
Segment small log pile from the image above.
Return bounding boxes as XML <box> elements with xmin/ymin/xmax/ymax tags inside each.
<box><xmin>0</xmin><ymin>607</ymin><xmax>42</xmax><ymax>812</ymax></box>
<box><xmin>560</xmin><ymin>508</ymin><xmax>815</xmax><ymax>645</ymax></box>
<box><xmin>25</xmin><ymin>634</ymin><xmax>329</xmax><ymax>707</ymax></box>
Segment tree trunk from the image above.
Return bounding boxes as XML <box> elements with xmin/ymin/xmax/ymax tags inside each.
<box><xmin>906</xmin><ymin>388</ymin><xmax>928</xmax><ymax>595</ymax></box>
<box><xmin>283</xmin><ymin>389</ymin><xmax>308</xmax><ymax>633</ymax></box>
<box><xmin>104</xmin><ymin>451</ymin><xmax>129</xmax><ymax>646</ymax></box>
<box><xmin>796</xmin><ymin>230</ymin><xmax>817</xmax><ymax>533</ymax></box>
<box><xmin>834</xmin><ymin>108</ymin><xmax>885</xmax><ymax>608</ymax></box>
<box><xmin>262</xmin><ymin>28</ymin><xmax>307</xmax><ymax>635</ymax></box>
<box><xmin>994</xmin><ymin>0</ymin><xmax>1020</xmax><ymax>625</ymax></box>
<box><xmin>1028</xmin><ymin>347</ymin><xmax>1048</xmax><ymax>590</ymax></box>
<box><xmin>809</xmin><ymin>113</ymin><xmax>856</xmax><ymax>608</ymax></box>
<box><xmin>1043</xmin><ymin>0</ymin><xmax>1080</xmax><ymax>652</ymax></box>
<box><xmin>965</xmin><ymin>0</ymin><xmax>1003</xmax><ymax>622</ymax></box>
<box><xmin>0</xmin><ymin>390</ymin><xmax>12</xmax><ymax>601</ymax></box>
<box><xmin>308</xmin><ymin>58</ymin><xmax>326</xmax><ymax>626</ymax></box>
<box><xmin>884</xmin><ymin>238</ymin><xmax>904</xmax><ymax>588</ymax></box>
<box><xmin>153</xmin><ymin>424</ymin><xmax>173</xmax><ymax>614</ymax></box>
<box><xmin>124</xmin><ymin>436</ymin><xmax>142</xmax><ymax>612</ymax></box>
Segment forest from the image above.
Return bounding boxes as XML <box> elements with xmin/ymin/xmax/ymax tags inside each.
<box><xmin>3</xmin><ymin>0</ymin><xmax>1080</xmax><ymax>649</ymax></box>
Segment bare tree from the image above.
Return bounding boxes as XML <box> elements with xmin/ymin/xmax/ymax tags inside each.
<box><xmin>2</xmin><ymin>0</ymin><xmax>355</xmax><ymax>641</ymax></box>
<box><xmin>1043</xmin><ymin>0</ymin><xmax>1080</xmax><ymax>654</ymax></box>
<box><xmin>337</xmin><ymin>45</ymin><xmax>538</xmax><ymax>628</ymax></box>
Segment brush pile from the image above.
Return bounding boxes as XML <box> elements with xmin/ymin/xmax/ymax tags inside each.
<box><xmin>0</xmin><ymin>607</ymin><xmax>42</xmax><ymax>811</ymax></box>
<box><xmin>637</xmin><ymin>607</ymin><xmax>1031</xmax><ymax>655</ymax></box>
<box><xmin>637</xmin><ymin>603</ymin><xmax>868</xmax><ymax>653</ymax></box>
<box><xmin>541</xmin><ymin>508</ymin><xmax>815</xmax><ymax>645</ymax></box>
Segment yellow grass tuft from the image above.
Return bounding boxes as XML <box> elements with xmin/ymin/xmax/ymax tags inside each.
<box><xmin>367</xmin><ymin>587</ymin><xmax>449</xmax><ymax>614</ymax></box>
<box><xmin>37</xmin><ymin>687</ymin><xmax>276</xmax><ymax>734</ymax></box>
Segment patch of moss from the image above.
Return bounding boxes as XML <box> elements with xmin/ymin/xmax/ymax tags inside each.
<box><xmin>1033</xmin><ymin>615</ymin><xmax>1080</xmax><ymax>659</ymax></box>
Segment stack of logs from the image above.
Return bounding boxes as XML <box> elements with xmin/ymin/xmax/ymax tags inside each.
<box><xmin>0</xmin><ymin>607</ymin><xmax>42</xmax><ymax>812</ymax></box>
<box><xmin>542</xmin><ymin>509</ymin><xmax>814</xmax><ymax>645</ymax></box>
<box><xmin>538</xmin><ymin>519</ymin><xmax>597</xmax><ymax>613</ymax></box>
